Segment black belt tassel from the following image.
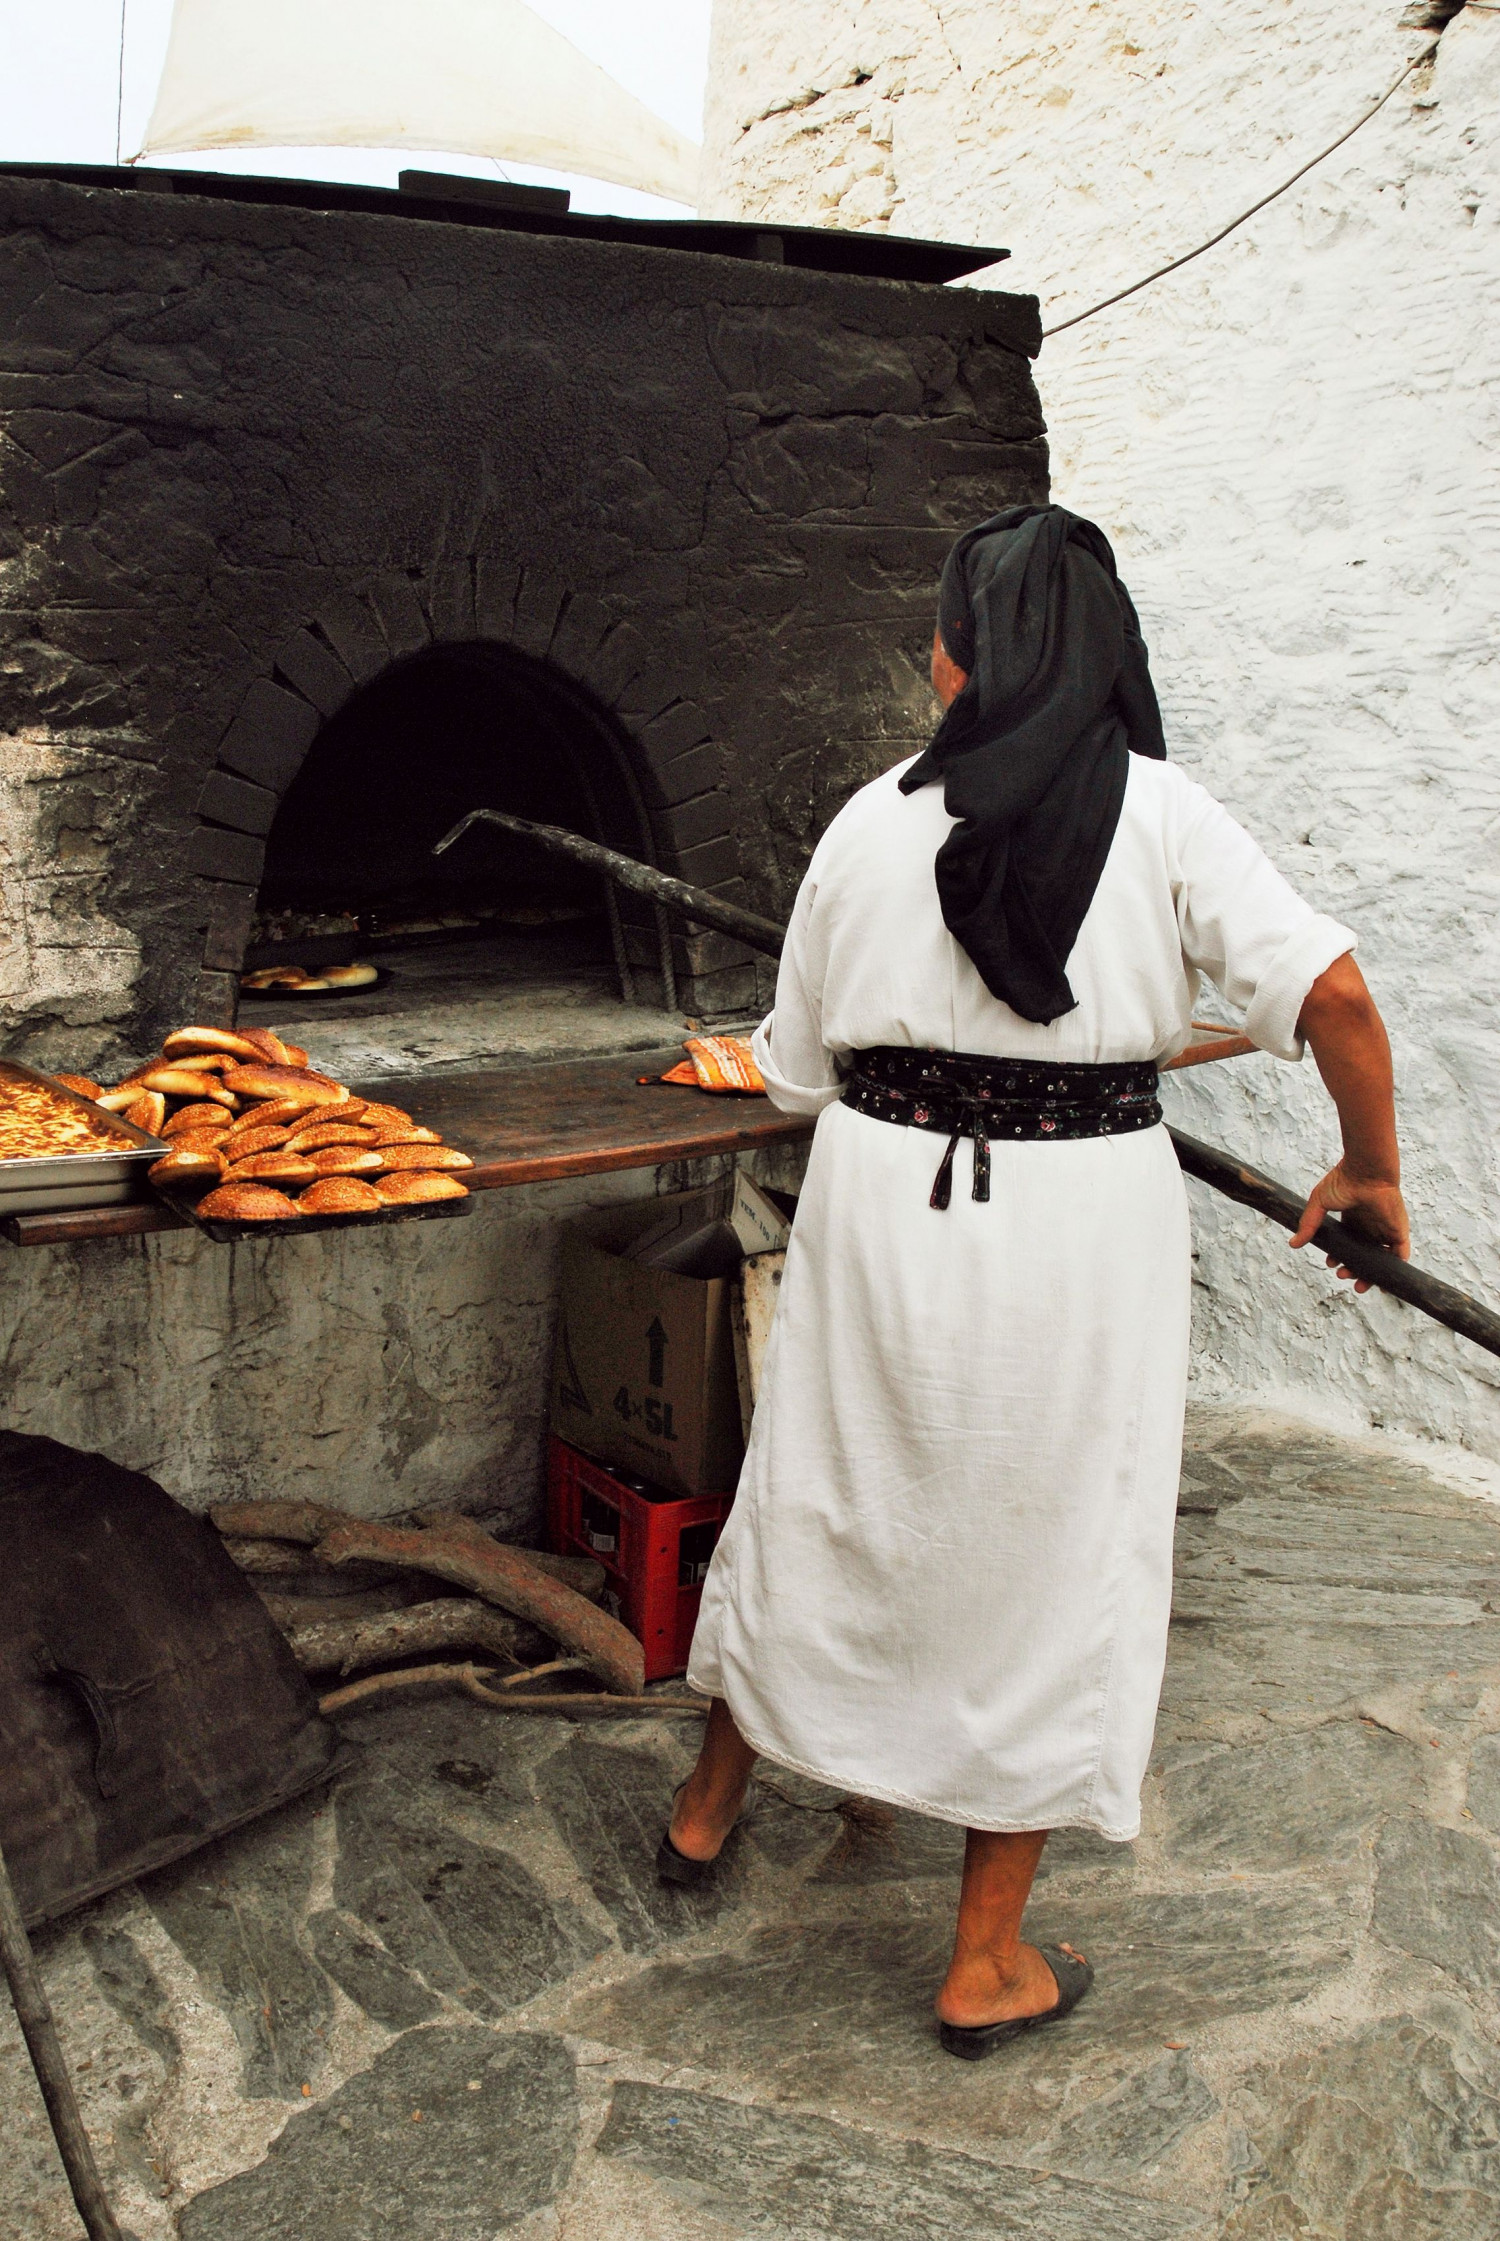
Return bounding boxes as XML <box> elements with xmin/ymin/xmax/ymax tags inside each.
<box><xmin>930</xmin><ymin>1132</ymin><xmax>959</xmax><ymax>1210</ymax></box>
<box><xmin>927</xmin><ymin>1116</ymin><xmax>994</xmax><ymax>1208</ymax></box>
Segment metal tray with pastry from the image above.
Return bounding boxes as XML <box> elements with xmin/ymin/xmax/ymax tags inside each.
<box><xmin>94</xmin><ymin>1024</ymin><xmax>476</xmax><ymax>1240</ymax></box>
<box><xmin>0</xmin><ymin>1060</ymin><xmax>168</xmax><ymax>1214</ymax></box>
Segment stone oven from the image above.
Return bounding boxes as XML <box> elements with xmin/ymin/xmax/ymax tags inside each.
<box><xmin>0</xmin><ymin>161</ymin><xmax>1047</xmax><ymax>1527</ymax></box>
<box><xmin>0</xmin><ymin>162</ymin><xmax>1045</xmax><ymax>1076</ymax></box>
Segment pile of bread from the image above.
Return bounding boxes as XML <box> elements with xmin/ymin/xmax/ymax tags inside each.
<box><xmin>61</xmin><ymin>1025</ymin><xmax>473</xmax><ymax>1223</ymax></box>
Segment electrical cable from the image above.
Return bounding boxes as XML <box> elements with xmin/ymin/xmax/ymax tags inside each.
<box><xmin>1042</xmin><ymin>38</ymin><xmax>1441</xmax><ymax>338</ymax></box>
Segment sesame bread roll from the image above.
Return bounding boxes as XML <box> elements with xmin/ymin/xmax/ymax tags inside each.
<box><xmin>298</xmin><ymin>1175</ymin><xmax>386</xmax><ymax>1214</ymax></box>
<box><xmin>306</xmin><ymin>1146</ymin><xmax>384</xmax><ymax>1177</ymax></box>
<box><xmin>375</xmin><ymin>1144</ymin><xmax>473</xmax><ymax>1172</ymax></box>
<box><xmin>220</xmin><ymin>1151</ymin><xmax>318</xmax><ymax>1186</ymax></box>
<box><xmin>196</xmin><ymin>1183</ymin><xmax>302</xmax><ymax>1221</ymax></box>
<box><xmin>373</xmin><ymin>1171</ymin><xmax>469</xmax><ymax>1203</ymax></box>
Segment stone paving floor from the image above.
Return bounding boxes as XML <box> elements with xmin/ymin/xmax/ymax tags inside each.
<box><xmin>6</xmin><ymin>1406</ymin><xmax>1500</xmax><ymax>2240</ymax></box>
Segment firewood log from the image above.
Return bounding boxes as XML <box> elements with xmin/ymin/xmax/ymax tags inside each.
<box><xmin>220</xmin><ymin>1535</ymin><xmax>328</xmax><ymax>1574</ymax></box>
<box><xmin>220</xmin><ymin>1538</ymin><xmax>401</xmax><ymax>1591</ymax></box>
<box><xmin>210</xmin><ymin>1501</ymin><xmax>606</xmax><ymax>1599</ymax></box>
<box><xmin>211</xmin><ymin>1499</ymin><xmax>358</xmax><ymax>1543</ymax></box>
<box><xmin>317</xmin><ymin>1662</ymin><xmax>702</xmax><ymax>1717</ymax></box>
<box><xmin>280</xmin><ymin>1597</ymin><xmax>532</xmax><ymax>1676</ymax></box>
<box><xmin>316</xmin><ymin>1515</ymin><xmax>644</xmax><ymax>1695</ymax></box>
<box><xmin>254</xmin><ymin>1585</ymin><xmax>421</xmax><ymax>1627</ymax></box>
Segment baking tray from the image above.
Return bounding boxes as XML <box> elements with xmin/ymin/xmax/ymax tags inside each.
<box><xmin>154</xmin><ymin>1185</ymin><xmax>474</xmax><ymax>1243</ymax></box>
<box><xmin>0</xmin><ymin>1060</ymin><xmax>167</xmax><ymax>1214</ymax></box>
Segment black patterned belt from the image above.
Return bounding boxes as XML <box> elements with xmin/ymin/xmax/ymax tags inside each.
<box><xmin>842</xmin><ymin>1046</ymin><xmax>1162</xmax><ymax>1209</ymax></box>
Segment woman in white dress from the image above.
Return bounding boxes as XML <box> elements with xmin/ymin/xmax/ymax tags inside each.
<box><xmin>663</xmin><ymin>506</ymin><xmax>1409</xmax><ymax>2059</ymax></box>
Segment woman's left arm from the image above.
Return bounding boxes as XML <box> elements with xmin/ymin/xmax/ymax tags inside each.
<box><xmin>1289</xmin><ymin>953</ymin><xmax>1410</xmax><ymax>1288</ymax></box>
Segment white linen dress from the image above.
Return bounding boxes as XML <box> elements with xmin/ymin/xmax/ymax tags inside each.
<box><xmin>687</xmin><ymin>754</ymin><xmax>1355</xmax><ymax>1839</ymax></box>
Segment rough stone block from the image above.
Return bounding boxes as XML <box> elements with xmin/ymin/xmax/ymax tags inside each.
<box><xmin>535</xmin><ymin>1736</ymin><xmax>737</xmax><ymax>1953</ymax></box>
<box><xmin>474</xmin><ymin>555</ymin><xmax>521</xmax><ymax>641</ymax></box>
<box><xmin>579</xmin><ymin>623</ymin><xmax>648</xmax><ymax>704</ymax></box>
<box><xmin>657</xmin><ymin>788</ymin><xmax>730</xmax><ymax>853</ymax></box>
<box><xmin>958</xmin><ymin>337</ymin><xmax>1050</xmax><ymax>438</ymax></box>
<box><xmin>729</xmin><ymin>418</ymin><xmax>872</xmax><ymax>520</ymax></box>
<box><xmin>200</xmin><ymin>882</ymin><xmax>257</xmax><ymax>972</ymax></box>
<box><xmin>546</xmin><ymin>590</ymin><xmax>611</xmax><ymax>677</ymax></box>
<box><xmin>677</xmin><ymin>961</ymin><xmax>758</xmax><ymax>1017</ymax></box>
<box><xmin>331</xmin><ymin>1769</ymin><xmax>601</xmax><ymax>2014</ymax></box>
<box><xmin>423</xmin><ymin>559</ymin><xmax>476</xmax><ymax>643</ymax></box>
<box><xmin>1039</xmin><ymin>2052</ymin><xmax>1217</xmax><ymax>2179</ymax></box>
<box><xmin>1160</xmin><ymin>1720</ymin><xmax>1422</xmax><ymax>1869</ymax></box>
<box><xmin>675</xmin><ymin>834</ymin><xmax>741</xmax><ymax>888</ymax></box>
<box><xmin>187</xmin><ymin>825</ymin><xmax>265</xmax><ymax>886</ymax></box>
<box><xmin>566</xmin><ymin>1885</ymin><xmax>1349</xmax><ymax>2120</ymax></box>
<box><xmin>1374</xmin><ymin>1812</ymin><xmax>1500</xmax><ymax>1992</ymax></box>
<box><xmin>272</xmin><ymin>626</ymin><xmax>355</xmax><ymax>718</ymax></box>
<box><xmin>595</xmin><ymin>2081</ymin><xmax>1201</xmax><ymax>2239</ymax></box>
<box><xmin>195</xmin><ymin>769</ymin><xmax>278</xmax><ymax>837</ymax></box>
<box><xmin>307</xmin><ymin>1909</ymin><xmax>440</xmax><ymax>2031</ymax></box>
<box><xmin>615</xmin><ymin>668</ymin><xmax>682</xmax><ymax>728</ymax></box>
<box><xmin>674</xmin><ymin>922</ymin><xmax>743</xmax><ymax>974</ymax></box>
<box><xmin>190</xmin><ymin>969</ymin><xmax>239</xmax><ymax>1025</ymax></box>
<box><xmin>315</xmin><ymin>592</ymin><xmax>389</xmax><ymax>683</ymax></box>
<box><xmin>365</xmin><ymin>572</ymin><xmax>431</xmax><ymax>661</ymax></box>
<box><xmin>638</xmin><ymin>700</ymin><xmax>710</xmax><ymax>762</ymax></box>
<box><xmin>1467</xmin><ymin>1732</ymin><xmax>1500</xmax><ymax>1830</ymax></box>
<box><xmin>510</xmin><ymin>568</ymin><xmax>569</xmax><ymax>658</ymax></box>
<box><xmin>216</xmin><ymin>677</ymin><xmax>321</xmax><ymax>792</ymax></box>
<box><xmin>180</xmin><ymin>2028</ymin><xmax>577</xmax><ymax>2239</ymax></box>
<box><xmin>1231</xmin><ymin>2016</ymin><xmax>1500</xmax><ymax>2235</ymax></box>
<box><xmin>655</xmin><ymin>739</ymin><xmax>720</xmax><ymax>803</ymax></box>
<box><xmin>708</xmin><ymin>304</ymin><xmax>925</xmax><ymax>418</ymax></box>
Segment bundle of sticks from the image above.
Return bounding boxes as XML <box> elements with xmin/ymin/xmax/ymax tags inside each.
<box><xmin>213</xmin><ymin>1500</ymin><xmax>703</xmax><ymax>1717</ymax></box>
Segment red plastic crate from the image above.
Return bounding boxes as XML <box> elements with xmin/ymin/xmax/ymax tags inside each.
<box><xmin>546</xmin><ymin>1436</ymin><xmax>733</xmax><ymax>1682</ymax></box>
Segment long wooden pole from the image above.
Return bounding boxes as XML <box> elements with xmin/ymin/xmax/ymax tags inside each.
<box><xmin>433</xmin><ymin>807</ymin><xmax>786</xmax><ymax>954</ymax></box>
<box><xmin>1168</xmin><ymin>1129</ymin><xmax>1500</xmax><ymax>1360</ymax></box>
<box><xmin>435</xmin><ymin>811</ymin><xmax>1500</xmax><ymax>1363</ymax></box>
<box><xmin>0</xmin><ymin>1838</ymin><xmax>133</xmax><ymax>2241</ymax></box>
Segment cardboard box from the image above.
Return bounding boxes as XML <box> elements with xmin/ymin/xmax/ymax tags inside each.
<box><xmin>550</xmin><ymin>1182</ymin><xmax>746</xmax><ymax>1497</ymax></box>
<box><xmin>728</xmin><ymin>1170</ymin><xmax>793</xmax><ymax>1258</ymax></box>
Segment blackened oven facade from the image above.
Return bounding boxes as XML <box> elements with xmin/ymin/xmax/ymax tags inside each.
<box><xmin>0</xmin><ymin>169</ymin><xmax>1046</xmax><ymax>1073</ymax></box>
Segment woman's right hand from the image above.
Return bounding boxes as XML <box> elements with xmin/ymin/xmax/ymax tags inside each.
<box><xmin>1289</xmin><ymin>1162</ymin><xmax>1410</xmax><ymax>1292</ymax></box>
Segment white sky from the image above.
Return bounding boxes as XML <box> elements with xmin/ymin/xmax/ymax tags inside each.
<box><xmin>0</xmin><ymin>0</ymin><xmax>712</xmax><ymax>215</ymax></box>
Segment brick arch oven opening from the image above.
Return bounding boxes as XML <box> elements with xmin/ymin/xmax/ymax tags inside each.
<box><xmin>239</xmin><ymin>642</ymin><xmax>687</xmax><ymax>1075</ymax></box>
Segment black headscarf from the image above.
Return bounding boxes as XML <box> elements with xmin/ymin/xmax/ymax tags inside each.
<box><xmin>900</xmin><ymin>504</ymin><xmax>1166</xmax><ymax>1024</ymax></box>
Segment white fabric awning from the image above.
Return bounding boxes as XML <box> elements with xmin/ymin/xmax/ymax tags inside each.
<box><xmin>139</xmin><ymin>0</ymin><xmax>700</xmax><ymax>207</ymax></box>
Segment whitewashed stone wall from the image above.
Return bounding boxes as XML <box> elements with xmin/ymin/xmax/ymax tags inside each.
<box><xmin>0</xmin><ymin>1143</ymin><xmax>807</xmax><ymax>1531</ymax></box>
<box><xmin>0</xmin><ymin>735</ymin><xmax>144</xmax><ymax>1063</ymax></box>
<box><xmin>703</xmin><ymin>0</ymin><xmax>1500</xmax><ymax>1459</ymax></box>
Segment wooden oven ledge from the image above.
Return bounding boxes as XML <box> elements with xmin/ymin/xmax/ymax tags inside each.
<box><xmin>0</xmin><ymin>1048</ymin><xmax>814</xmax><ymax>1248</ymax></box>
<box><xmin>0</xmin><ymin>1028</ymin><xmax>1253</xmax><ymax>1247</ymax></box>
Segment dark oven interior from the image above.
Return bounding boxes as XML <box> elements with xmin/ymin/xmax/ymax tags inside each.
<box><xmin>244</xmin><ymin>644</ymin><xmax>683</xmax><ymax>1059</ymax></box>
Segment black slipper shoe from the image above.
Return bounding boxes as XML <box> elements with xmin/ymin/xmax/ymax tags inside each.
<box><xmin>655</xmin><ymin>1827</ymin><xmax>716</xmax><ymax>1887</ymax></box>
<box><xmin>937</xmin><ymin>1945</ymin><xmax>1094</xmax><ymax>2061</ymax></box>
<box><xmin>656</xmin><ymin>1777</ymin><xmax>757</xmax><ymax>1886</ymax></box>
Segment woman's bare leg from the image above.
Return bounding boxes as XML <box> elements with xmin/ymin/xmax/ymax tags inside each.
<box><xmin>668</xmin><ymin>1698</ymin><xmax>758</xmax><ymax>1862</ymax></box>
<box><xmin>935</xmin><ymin>1829</ymin><xmax>1076</xmax><ymax>2028</ymax></box>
